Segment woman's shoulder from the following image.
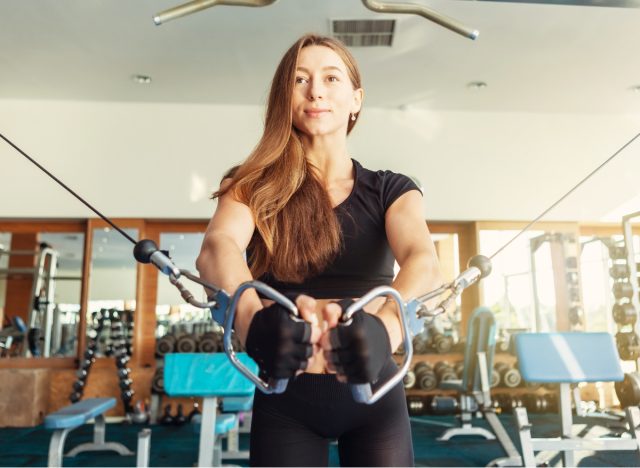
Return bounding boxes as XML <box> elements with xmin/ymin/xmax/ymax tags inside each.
<box><xmin>352</xmin><ymin>159</ymin><xmax>422</xmax><ymax>210</ymax></box>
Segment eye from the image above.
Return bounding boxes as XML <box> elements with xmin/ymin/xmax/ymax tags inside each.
<box><xmin>295</xmin><ymin>76</ymin><xmax>308</xmax><ymax>84</ymax></box>
<box><xmin>327</xmin><ymin>75</ymin><xmax>339</xmax><ymax>82</ymax></box>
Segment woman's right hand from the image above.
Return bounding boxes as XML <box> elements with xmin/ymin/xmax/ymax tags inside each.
<box><xmin>245</xmin><ymin>295</ymin><xmax>321</xmax><ymax>379</ymax></box>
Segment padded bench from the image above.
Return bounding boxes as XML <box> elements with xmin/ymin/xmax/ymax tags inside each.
<box><xmin>44</xmin><ymin>397</ymin><xmax>133</xmax><ymax>467</ymax></box>
<box><xmin>515</xmin><ymin>332</ymin><xmax>640</xmax><ymax>467</ymax></box>
<box><xmin>164</xmin><ymin>353</ymin><xmax>258</xmax><ymax>467</ymax></box>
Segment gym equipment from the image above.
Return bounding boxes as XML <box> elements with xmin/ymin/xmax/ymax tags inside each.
<box><xmin>176</xmin><ymin>334</ymin><xmax>198</xmax><ymax>353</ymax></box>
<box><xmin>515</xmin><ymin>332</ymin><xmax>640</xmax><ymax>467</ymax></box>
<box><xmin>615</xmin><ymin>331</ymin><xmax>640</xmax><ymax>361</ymax></box>
<box><xmin>406</xmin><ymin>395</ymin><xmax>427</xmax><ymax>416</ymax></box>
<box><xmin>44</xmin><ymin>398</ymin><xmax>135</xmax><ymax>467</ymax></box>
<box><xmin>164</xmin><ymin>353</ymin><xmax>257</xmax><ymax>467</ymax></box>
<box><xmin>152</xmin><ymin>0</ymin><xmax>479</xmax><ymax>40</ymax></box>
<box><xmin>613</xmin><ymin>303</ymin><xmax>637</xmax><ymax>325</ymax></box>
<box><xmin>613</xmin><ymin>281</ymin><xmax>634</xmax><ymax>299</ymax></box>
<box><xmin>402</xmin><ymin>370</ymin><xmax>416</xmax><ymax>389</ymax></box>
<box><xmin>433</xmin><ymin>361</ymin><xmax>456</xmax><ymax>384</ymax></box>
<box><xmin>159</xmin><ymin>405</ymin><xmax>174</xmax><ymax>425</ymax></box>
<box><xmin>427</xmin><ymin>327</ymin><xmax>454</xmax><ymax>353</ymax></box>
<box><xmin>429</xmin><ymin>395</ymin><xmax>460</xmax><ymax>415</ymax></box>
<box><xmin>0</xmin><ymin>244</ymin><xmax>60</xmax><ymax>357</ymax></box>
<box><xmin>437</xmin><ymin>307</ymin><xmax>522</xmax><ymax>466</ymax></box>
<box><xmin>198</xmin><ymin>331</ymin><xmax>221</xmax><ymax>353</ymax></box>
<box><xmin>615</xmin><ymin>372</ymin><xmax>640</xmax><ymax>407</ymax></box>
<box><xmin>414</xmin><ymin>362</ymin><xmax>437</xmax><ymax>390</ymax></box>
<box><xmin>494</xmin><ymin>362</ymin><xmax>522</xmax><ymax>388</ymax></box>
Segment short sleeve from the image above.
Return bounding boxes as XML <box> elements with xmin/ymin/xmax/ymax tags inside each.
<box><xmin>381</xmin><ymin>172</ymin><xmax>422</xmax><ymax>212</ymax></box>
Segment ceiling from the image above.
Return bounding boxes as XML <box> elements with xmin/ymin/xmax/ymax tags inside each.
<box><xmin>1</xmin><ymin>0</ymin><xmax>640</xmax><ymax>113</ymax></box>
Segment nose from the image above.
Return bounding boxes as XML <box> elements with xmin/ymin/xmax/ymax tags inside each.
<box><xmin>307</xmin><ymin>79</ymin><xmax>324</xmax><ymax>101</ymax></box>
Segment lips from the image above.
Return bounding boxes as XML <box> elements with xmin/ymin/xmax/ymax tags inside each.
<box><xmin>304</xmin><ymin>109</ymin><xmax>330</xmax><ymax>117</ymax></box>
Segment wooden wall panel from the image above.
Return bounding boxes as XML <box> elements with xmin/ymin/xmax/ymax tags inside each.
<box><xmin>5</xmin><ymin>233</ymin><xmax>38</xmax><ymax>323</ymax></box>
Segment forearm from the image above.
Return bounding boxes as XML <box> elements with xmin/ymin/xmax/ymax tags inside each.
<box><xmin>376</xmin><ymin>251</ymin><xmax>443</xmax><ymax>351</ymax></box>
<box><xmin>196</xmin><ymin>233</ymin><xmax>262</xmax><ymax>345</ymax></box>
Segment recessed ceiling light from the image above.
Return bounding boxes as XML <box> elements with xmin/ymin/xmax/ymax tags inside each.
<box><xmin>467</xmin><ymin>81</ymin><xmax>487</xmax><ymax>90</ymax></box>
<box><xmin>132</xmin><ymin>74</ymin><xmax>152</xmax><ymax>85</ymax></box>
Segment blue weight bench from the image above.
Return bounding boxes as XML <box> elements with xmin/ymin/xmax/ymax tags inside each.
<box><xmin>44</xmin><ymin>397</ymin><xmax>134</xmax><ymax>467</ymax></box>
<box><xmin>164</xmin><ymin>353</ymin><xmax>257</xmax><ymax>467</ymax></box>
<box><xmin>438</xmin><ymin>307</ymin><xmax>522</xmax><ymax>466</ymax></box>
<box><xmin>515</xmin><ymin>332</ymin><xmax>640</xmax><ymax>467</ymax></box>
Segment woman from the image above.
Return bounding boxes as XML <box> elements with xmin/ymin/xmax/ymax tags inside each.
<box><xmin>196</xmin><ymin>34</ymin><xmax>442</xmax><ymax>467</ymax></box>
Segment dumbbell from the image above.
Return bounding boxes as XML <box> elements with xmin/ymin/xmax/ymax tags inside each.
<box><xmin>231</xmin><ymin>332</ymin><xmax>244</xmax><ymax>352</ymax></box>
<box><xmin>69</xmin><ymin>391</ymin><xmax>82</xmax><ymax>403</ymax></box>
<box><xmin>176</xmin><ymin>334</ymin><xmax>198</xmax><ymax>353</ymax></box>
<box><xmin>406</xmin><ymin>396</ymin><xmax>427</xmax><ymax>416</ymax></box>
<box><xmin>433</xmin><ymin>361</ymin><xmax>457</xmax><ymax>384</ymax></box>
<box><xmin>121</xmin><ymin>389</ymin><xmax>135</xmax><ymax>402</ymax></box>
<box><xmin>566</xmin><ymin>256</ymin><xmax>578</xmax><ymax>269</ymax></box>
<box><xmin>115</xmin><ymin>354</ymin><xmax>131</xmax><ymax>368</ymax></box>
<box><xmin>198</xmin><ymin>332</ymin><xmax>221</xmax><ymax>353</ymax></box>
<box><xmin>151</xmin><ymin>367</ymin><xmax>164</xmax><ymax>394</ymax></box>
<box><xmin>613</xmin><ymin>303</ymin><xmax>637</xmax><ymax>325</ymax></box>
<box><xmin>118</xmin><ymin>367</ymin><xmax>131</xmax><ymax>379</ymax></box>
<box><xmin>414</xmin><ymin>362</ymin><xmax>437</xmax><ymax>390</ymax></box>
<box><xmin>429</xmin><ymin>395</ymin><xmax>459</xmax><ymax>415</ymax></box>
<box><xmin>160</xmin><ymin>405</ymin><xmax>174</xmax><ymax>425</ymax></box>
<box><xmin>616</xmin><ymin>331</ymin><xmax>640</xmax><ymax>361</ymax></box>
<box><xmin>72</xmin><ymin>380</ymin><xmax>86</xmax><ymax>392</ymax></box>
<box><xmin>430</xmin><ymin>332</ymin><xmax>454</xmax><ymax>354</ymax></box>
<box><xmin>522</xmin><ymin>394</ymin><xmax>558</xmax><ymax>413</ymax></box>
<box><xmin>403</xmin><ymin>370</ymin><xmax>416</xmax><ymax>389</ymax></box>
<box><xmin>453</xmin><ymin>361</ymin><xmax>465</xmax><ymax>379</ymax></box>
<box><xmin>568</xmin><ymin>306</ymin><xmax>584</xmax><ymax>326</ymax></box>
<box><xmin>155</xmin><ymin>334</ymin><xmax>177</xmax><ymax>356</ymax></box>
<box><xmin>173</xmin><ymin>404</ymin><xmax>187</xmax><ymax>425</ymax></box>
<box><xmin>614</xmin><ymin>372</ymin><xmax>640</xmax><ymax>407</ymax></box>
<box><xmin>566</xmin><ymin>271</ymin><xmax>579</xmax><ymax>284</ymax></box>
<box><xmin>613</xmin><ymin>282</ymin><xmax>634</xmax><ymax>299</ymax></box>
<box><xmin>493</xmin><ymin>393</ymin><xmax>522</xmax><ymax>411</ymax></box>
<box><xmin>76</xmin><ymin>368</ymin><xmax>90</xmax><ymax>380</ymax></box>
<box><xmin>610</xmin><ymin>264</ymin><xmax>630</xmax><ymax>280</ymax></box>
<box><xmin>609</xmin><ymin>245</ymin><xmax>627</xmax><ymax>260</ymax></box>
<box><xmin>119</xmin><ymin>378</ymin><xmax>133</xmax><ymax>390</ymax></box>
<box><xmin>568</xmin><ymin>287</ymin><xmax>581</xmax><ymax>303</ymax></box>
<box><xmin>412</xmin><ymin>333</ymin><xmax>430</xmax><ymax>354</ymax></box>
<box><xmin>494</xmin><ymin>362</ymin><xmax>522</xmax><ymax>388</ymax></box>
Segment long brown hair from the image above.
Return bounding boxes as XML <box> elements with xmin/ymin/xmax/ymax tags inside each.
<box><xmin>214</xmin><ymin>34</ymin><xmax>362</xmax><ymax>283</ymax></box>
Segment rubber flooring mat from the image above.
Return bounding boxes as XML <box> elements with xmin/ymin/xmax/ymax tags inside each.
<box><xmin>0</xmin><ymin>413</ymin><xmax>638</xmax><ymax>466</ymax></box>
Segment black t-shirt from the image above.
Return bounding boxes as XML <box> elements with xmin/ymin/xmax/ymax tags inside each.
<box><xmin>251</xmin><ymin>159</ymin><xmax>421</xmax><ymax>299</ymax></box>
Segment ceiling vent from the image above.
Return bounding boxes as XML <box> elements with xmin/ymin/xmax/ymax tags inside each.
<box><xmin>331</xmin><ymin>19</ymin><xmax>395</xmax><ymax>47</ymax></box>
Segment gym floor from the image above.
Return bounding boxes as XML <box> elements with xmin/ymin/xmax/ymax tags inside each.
<box><xmin>0</xmin><ymin>413</ymin><xmax>636</xmax><ymax>467</ymax></box>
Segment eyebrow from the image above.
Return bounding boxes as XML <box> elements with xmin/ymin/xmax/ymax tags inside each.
<box><xmin>296</xmin><ymin>66</ymin><xmax>344</xmax><ymax>74</ymax></box>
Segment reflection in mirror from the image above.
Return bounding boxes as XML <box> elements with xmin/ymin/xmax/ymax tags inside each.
<box><xmin>88</xmin><ymin>227</ymin><xmax>138</xmax><ymax>358</ymax></box>
<box><xmin>0</xmin><ymin>232</ymin><xmax>84</xmax><ymax>358</ymax></box>
<box><xmin>479</xmin><ymin>229</ymin><xmax>547</xmax><ymax>340</ymax></box>
<box><xmin>154</xmin><ymin>233</ymin><xmax>223</xmax><ymax>357</ymax></box>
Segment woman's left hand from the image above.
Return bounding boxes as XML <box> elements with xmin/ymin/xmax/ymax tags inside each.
<box><xmin>319</xmin><ymin>300</ymin><xmax>391</xmax><ymax>384</ymax></box>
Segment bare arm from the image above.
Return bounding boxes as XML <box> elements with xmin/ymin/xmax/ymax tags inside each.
<box><xmin>196</xmin><ymin>180</ymin><xmax>262</xmax><ymax>345</ymax></box>
<box><xmin>376</xmin><ymin>190</ymin><xmax>444</xmax><ymax>351</ymax></box>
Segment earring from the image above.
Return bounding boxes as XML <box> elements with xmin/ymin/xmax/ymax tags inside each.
<box><xmin>350</xmin><ymin>113</ymin><xmax>357</xmax><ymax>121</ymax></box>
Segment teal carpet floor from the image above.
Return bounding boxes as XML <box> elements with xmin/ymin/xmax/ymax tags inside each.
<box><xmin>0</xmin><ymin>414</ymin><xmax>638</xmax><ymax>466</ymax></box>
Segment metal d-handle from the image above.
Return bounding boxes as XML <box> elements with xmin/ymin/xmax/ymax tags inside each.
<box><xmin>223</xmin><ymin>280</ymin><xmax>300</xmax><ymax>394</ymax></box>
<box><xmin>340</xmin><ymin>286</ymin><xmax>413</xmax><ymax>404</ymax></box>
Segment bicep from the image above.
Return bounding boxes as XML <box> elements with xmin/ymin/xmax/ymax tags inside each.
<box><xmin>385</xmin><ymin>190</ymin><xmax>437</xmax><ymax>266</ymax></box>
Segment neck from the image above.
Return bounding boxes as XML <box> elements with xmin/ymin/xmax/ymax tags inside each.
<box><xmin>300</xmin><ymin>133</ymin><xmax>352</xmax><ymax>183</ymax></box>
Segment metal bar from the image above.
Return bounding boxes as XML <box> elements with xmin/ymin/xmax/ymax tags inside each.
<box><xmin>198</xmin><ymin>397</ymin><xmax>218</xmax><ymax>467</ymax></box>
<box><xmin>136</xmin><ymin>428</ymin><xmax>151</xmax><ymax>468</ymax></box>
<box><xmin>559</xmin><ymin>383</ymin><xmax>575</xmax><ymax>467</ymax></box>
<box><xmin>361</xmin><ymin>0</ymin><xmax>478</xmax><ymax>40</ymax></box>
<box><xmin>154</xmin><ymin>0</ymin><xmax>278</xmax><ymax>25</ymax></box>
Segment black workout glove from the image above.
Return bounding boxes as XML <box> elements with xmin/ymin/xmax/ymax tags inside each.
<box><xmin>245</xmin><ymin>302</ymin><xmax>313</xmax><ymax>380</ymax></box>
<box><xmin>328</xmin><ymin>299</ymin><xmax>392</xmax><ymax>384</ymax></box>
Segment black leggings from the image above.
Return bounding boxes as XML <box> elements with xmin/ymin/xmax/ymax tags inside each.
<box><xmin>249</xmin><ymin>358</ymin><xmax>414</xmax><ymax>467</ymax></box>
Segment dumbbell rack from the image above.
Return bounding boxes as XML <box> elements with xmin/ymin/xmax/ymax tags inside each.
<box><xmin>69</xmin><ymin>308</ymin><xmax>136</xmax><ymax>414</ymax></box>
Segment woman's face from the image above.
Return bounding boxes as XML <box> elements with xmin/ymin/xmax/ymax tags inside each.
<box><xmin>291</xmin><ymin>45</ymin><xmax>363</xmax><ymax>138</ymax></box>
